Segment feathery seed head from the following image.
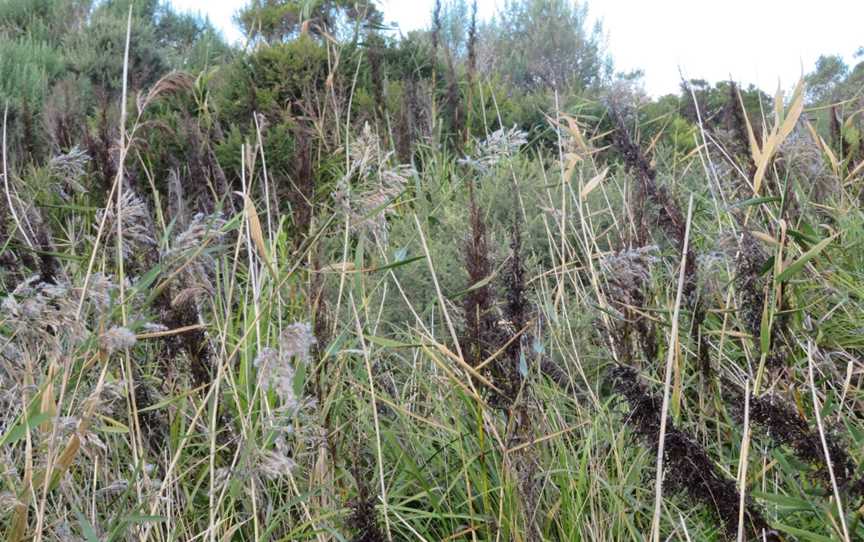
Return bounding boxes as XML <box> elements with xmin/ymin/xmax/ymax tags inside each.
<box><xmin>459</xmin><ymin>125</ymin><xmax>527</xmax><ymax>171</ymax></box>
<box><xmin>99</xmin><ymin>326</ymin><xmax>137</xmax><ymax>354</ymax></box>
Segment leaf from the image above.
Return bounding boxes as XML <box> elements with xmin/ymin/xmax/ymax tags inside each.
<box><xmin>751</xmin><ymin>491</ymin><xmax>814</xmax><ymax>512</ymax></box>
<box><xmin>75</xmin><ymin>509</ymin><xmax>101</xmax><ymax>542</ymax></box>
<box><xmin>321</xmin><ymin>256</ymin><xmax>424</xmax><ymax>274</ymax></box>
<box><xmin>751</xmin><ymin>78</ymin><xmax>806</xmax><ymax>195</ymax></box>
<box><xmin>758</xmin><ymin>255</ymin><xmax>776</xmax><ymax>276</ymax></box>
<box><xmin>369</xmin><ymin>255</ymin><xmax>425</xmax><ymax>273</ymax></box>
<box><xmin>776</xmin><ymin>234</ymin><xmax>837</xmax><ymax>282</ymax></box>
<box><xmin>749</xmin><ymin>230</ymin><xmax>781</xmax><ymax>247</ymax></box>
<box><xmin>518</xmin><ymin>350</ymin><xmax>528</xmax><ymax>378</ymax></box>
<box><xmin>751</xmin><ymin>144</ymin><xmax>773</xmax><ymax>196</ymax></box>
<box><xmin>806</xmin><ymin>120</ymin><xmax>840</xmax><ymax>176</ymax></box>
<box><xmin>0</xmin><ymin>412</ymin><xmax>51</xmax><ymax>447</ymax></box>
<box><xmin>241</xmin><ymin>192</ymin><xmax>276</xmax><ymax>278</ymax></box>
<box><xmin>123</xmin><ymin>514</ymin><xmax>167</xmax><ymax>526</ymax></box>
<box><xmin>772</xmin><ymin>523</ymin><xmax>834</xmax><ymax>542</ymax></box>
<box><xmin>135</xmin><ymin>263</ymin><xmax>165</xmax><ymax>299</ymax></box>
<box><xmin>532</xmin><ymin>338</ymin><xmax>545</xmax><ymax>354</ymax></box>
<box><xmin>848</xmin><ymin>423</ymin><xmax>864</xmax><ymax>444</ymax></box>
<box><xmin>778</xmin><ymin>79</ymin><xmax>805</xmax><ymax>141</ymax></box>
<box><xmin>293</xmin><ymin>360</ymin><xmax>306</xmax><ymax>397</ymax></box>
<box><xmin>773</xmin><ymin>82</ymin><xmax>784</xmax><ymax>130</ymax></box>
<box><xmin>580</xmin><ymin>167</ymin><xmax>608</xmax><ymax>200</ymax></box>
<box><xmin>737</xmin><ymin>85</ymin><xmax>761</xmax><ymax>163</ymax></box>
<box><xmin>40</xmin><ymin>363</ymin><xmax>58</xmax><ymax>432</ymax></box>
<box><xmin>322</xmin><ymin>261</ymin><xmax>356</xmax><ymax>273</ymax></box>
<box><xmin>138</xmin><ymin>388</ymin><xmax>200</xmax><ymax>412</ymax></box>
<box><xmin>760</xmin><ymin>297</ymin><xmax>772</xmax><ymax>354</ymax></box>
<box><xmin>464</xmin><ymin>273</ymin><xmax>496</xmax><ymax>293</ymax></box>
<box><xmin>786</xmin><ymin>228</ymin><xmax>820</xmax><ymax>247</ymax></box>
<box><xmin>95</xmin><ymin>414</ymin><xmax>130</xmax><ymax>434</ymax></box>
<box><xmin>727</xmin><ymin>196</ymin><xmax>781</xmax><ymax>210</ymax></box>
<box><xmin>365</xmin><ymin>335</ymin><xmax>423</xmax><ymax>348</ymax></box>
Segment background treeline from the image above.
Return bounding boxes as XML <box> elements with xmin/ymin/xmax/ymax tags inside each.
<box><xmin>2</xmin><ymin>0</ymin><xmax>863</xmax><ymax>216</ymax></box>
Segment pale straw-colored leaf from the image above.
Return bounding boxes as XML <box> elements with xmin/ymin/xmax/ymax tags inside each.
<box><xmin>243</xmin><ymin>193</ymin><xmax>277</xmax><ymax>278</ymax></box>
<box><xmin>580</xmin><ymin>167</ymin><xmax>609</xmax><ymax>201</ymax></box>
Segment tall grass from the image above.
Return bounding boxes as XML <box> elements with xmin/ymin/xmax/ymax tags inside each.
<box><xmin>2</xmin><ymin>16</ymin><xmax>864</xmax><ymax>542</ymax></box>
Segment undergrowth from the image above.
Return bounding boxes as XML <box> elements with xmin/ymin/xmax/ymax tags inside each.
<box><xmin>2</xmin><ymin>2</ymin><xmax>864</xmax><ymax>541</ymax></box>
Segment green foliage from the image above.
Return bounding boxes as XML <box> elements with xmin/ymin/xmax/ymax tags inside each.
<box><xmin>5</xmin><ymin>5</ymin><xmax>864</xmax><ymax>540</ymax></box>
<box><xmin>68</xmin><ymin>6</ymin><xmax>167</xmax><ymax>95</ymax></box>
<box><xmin>153</xmin><ymin>5</ymin><xmax>234</xmax><ymax>71</ymax></box>
<box><xmin>627</xmin><ymin>80</ymin><xmax>771</xmax><ymax>160</ymax></box>
<box><xmin>481</xmin><ymin>0</ymin><xmax>611</xmax><ymax>92</ymax></box>
<box><xmin>239</xmin><ymin>0</ymin><xmax>382</xmax><ymax>44</ymax></box>
<box><xmin>0</xmin><ymin>0</ymin><xmax>231</xmax><ymax>168</ymax></box>
<box><xmin>0</xmin><ymin>0</ymin><xmax>90</xmax><ymax>43</ymax></box>
<box><xmin>0</xmin><ymin>0</ymin><xmax>77</xmax><ymax>120</ymax></box>
<box><xmin>679</xmin><ymin>79</ymin><xmax>767</xmax><ymax>123</ymax></box>
<box><xmin>0</xmin><ymin>0</ymin><xmax>59</xmax><ymax>26</ymax></box>
<box><xmin>803</xmin><ymin>52</ymin><xmax>864</xmax><ymax>165</ymax></box>
<box><xmin>805</xmin><ymin>54</ymin><xmax>850</xmax><ymax>104</ymax></box>
<box><xmin>0</xmin><ymin>36</ymin><xmax>63</xmax><ymax>111</ymax></box>
<box><xmin>215</xmin><ymin>122</ymin><xmax>296</xmax><ymax>181</ymax></box>
<box><xmin>68</xmin><ymin>0</ymin><xmax>231</xmax><ymax>97</ymax></box>
<box><xmin>432</xmin><ymin>0</ymin><xmax>471</xmax><ymax>55</ymax></box>
<box><xmin>380</xmin><ymin>31</ymin><xmax>438</xmax><ymax>81</ymax></box>
<box><xmin>219</xmin><ymin>35</ymin><xmax>328</xmax><ymax>122</ymax></box>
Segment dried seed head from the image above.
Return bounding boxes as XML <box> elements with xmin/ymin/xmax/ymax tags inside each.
<box><xmin>333</xmin><ymin>127</ymin><xmax>413</xmax><ymax>245</ymax></box>
<box><xmin>734</xmin><ymin>230</ymin><xmax>768</xmax><ymax>339</ymax></box>
<box><xmin>48</xmin><ymin>146</ymin><xmax>90</xmax><ymax>199</ymax></box>
<box><xmin>165</xmin><ymin>212</ymin><xmax>227</xmax><ymax>261</ymax></box>
<box><xmin>728</xmin><ymin>386</ymin><xmax>861</xmax><ymax>496</ymax></box>
<box><xmin>459</xmin><ymin>125</ymin><xmax>527</xmax><ymax>171</ymax></box>
<box><xmin>696</xmin><ymin>250</ymin><xmax>729</xmax><ymax>295</ymax></box>
<box><xmin>0</xmin><ymin>492</ymin><xmax>21</xmax><ymax>515</ymax></box>
<box><xmin>599</xmin><ymin>245</ymin><xmax>658</xmax><ymax>308</ymax></box>
<box><xmin>253</xmin><ymin>347</ymin><xmax>280</xmax><ymax>370</ymax></box>
<box><xmin>162</xmin><ymin>212</ymin><xmax>226</xmax><ymax>306</ymax></box>
<box><xmin>279</xmin><ymin>322</ymin><xmax>317</xmax><ymax>365</ymax></box>
<box><xmin>349</xmin><ymin>122</ymin><xmax>385</xmax><ymax>170</ymax></box>
<box><xmin>254</xmin><ymin>346</ymin><xmax>299</xmax><ymax>410</ymax></box>
<box><xmin>94</xmin><ymin>190</ymin><xmax>156</xmax><ymax>258</ymax></box>
<box><xmin>2</xmin><ymin>276</ymin><xmax>84</xmax><ymax>343</ymax></box>
<box><xmin>97</xmin><ymin>480</ymin><xmax>130</xmax><ymax>498</ymax></box>
<box><xmin>99</xmin><ymin>327</ymin><xmax>137</xmax><ymax>354</ymax></box>
<box><xmin>86</xmin><ymin>272</ymin><xmax>114</xmax><ymax>311</ymax></box>
<box><xmin>255</xmin><ymin>322</ymin><xmax>317</xmax><ymax>411</ymax></box>
<box><xmin>256</xmin><ymin>448</ymin><xmax>297</xmax><ymax>480</ymax></box>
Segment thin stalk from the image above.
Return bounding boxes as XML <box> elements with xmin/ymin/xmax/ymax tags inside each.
<box><xmin>650</xmin><ymin>194</ymin><xmax>695</xmax><ymax>542</ymax></box>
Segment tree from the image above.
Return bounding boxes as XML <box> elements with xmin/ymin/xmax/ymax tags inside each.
<box><xmin>431</xmin><ymin>0</ymin><xmax>470</xmax><ymax>58</ymax></box>
<box><xmin>0</xmin><ymin>0</ymin><xmax>91</xmax><ymax>43</ymax></box>
<box><xmin>480</xmin><ymin>0</ymin><xmax>611</xmax><ymax>92</ymax></box>
<box><xmin>237</xmin><ymin>0</ymin><xmax>382</xmax><ymax>44</ymax></box>
<box><xmin>805</xmin><ymin>55</ymin><xmax>849</xmax><ymax>104</ymax></box>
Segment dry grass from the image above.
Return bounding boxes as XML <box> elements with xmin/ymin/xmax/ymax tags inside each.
<box><xmin>1</xmin><ymin>11</ymin><xmax>864</xmax><ymax>542</ymax></box>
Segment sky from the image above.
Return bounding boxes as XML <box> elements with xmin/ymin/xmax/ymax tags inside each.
<box><xmin>169</xmin><ymin>0</ymin><xmax>864</xmax><ymax>97</ymax></box>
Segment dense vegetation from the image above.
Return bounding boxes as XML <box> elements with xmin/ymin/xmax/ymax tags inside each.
<box><xmin>2</xmin><ymin>1</ymin><xmax>864</xmax><ymax>540</ymax></box>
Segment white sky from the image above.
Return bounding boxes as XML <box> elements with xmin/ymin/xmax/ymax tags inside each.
<box><xmin>170</xmin><ymin>0</ymin><xmax>864</xmax><ymax>97</ymax></box>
